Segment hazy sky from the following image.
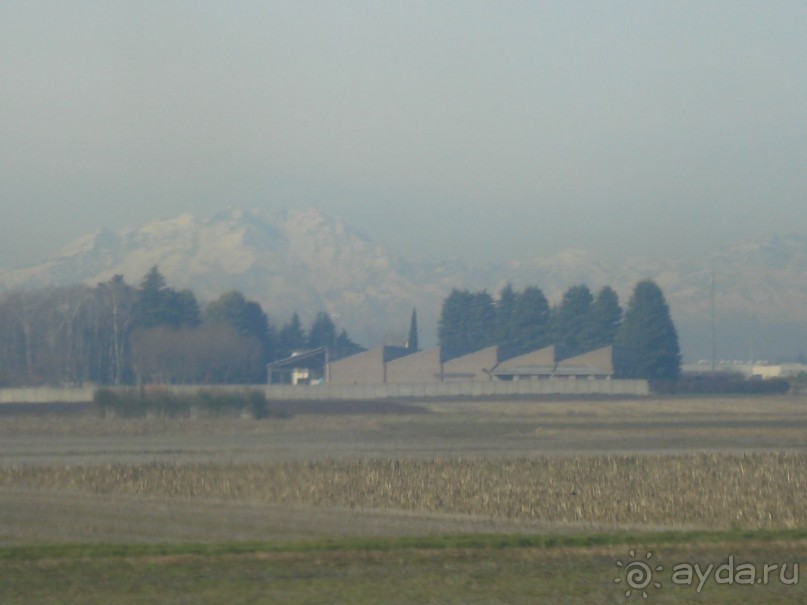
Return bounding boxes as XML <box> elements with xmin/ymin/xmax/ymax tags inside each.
<box><xmin>2</xmin><ymin>1</ymin><xmax>806</xmax><ymax>269</ymax></box>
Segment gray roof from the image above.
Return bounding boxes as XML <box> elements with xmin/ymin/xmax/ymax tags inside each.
<box><xmin>267</xmin><ymin>347</ymin><xmax>327</xmax><ymax>369</ymax></box>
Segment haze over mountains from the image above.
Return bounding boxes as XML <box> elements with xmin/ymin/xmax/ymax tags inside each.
<box><xmin>2</xmin><ymin>208</ymin><xmax>806</xmax><ymax>362</ymax></box>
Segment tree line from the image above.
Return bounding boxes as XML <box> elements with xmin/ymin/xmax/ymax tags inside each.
<box><xmin>438</xmin><ymin>279</ymin><xmax>681</xmax><ymax>380</ymax></box>
<box><xmin>0</xmin><ymin>266</ymin><xmax>363</xmax><ymax>387</ymax></box>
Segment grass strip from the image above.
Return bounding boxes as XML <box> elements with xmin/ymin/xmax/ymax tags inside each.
<box><xmin>2</xmin><ymin>527</ymin><xmax>805</xmax><ymax>561</ymax></box>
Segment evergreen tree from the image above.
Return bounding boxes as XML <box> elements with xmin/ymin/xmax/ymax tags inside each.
<box><xmin>438</xmin><ymin>289</ymin><xmax>465</xmax><ymax>361</ymax></box>
<box><xmin>614</xmin><ymin>280</ymin><xmax>681</xmax><ymax>381</ymax></box>
<box><xmin>438</xmin><ymin>289</ymin><xmax>495</xmax><ymax>361</ymax></box>
<box><xmin>507</xmin><ymin>286</ymin><xmax>550</xmax><ymax>358</ymax></box>
<box><xmin>438</xmin><ymin>289</ymin><xmax>474</xmax><ymax>361</ymax></box>
<box><xmin>206</xmin><ymin>290</ymin><xmax>274</xmax><ymax>361</ymax></box>
<box><xmin>495</xmin><ymin>284</ymin><xmax>518</xmax><ymax>352</ymax></box>
<box><xmin>407</xmin><ymin>308</ymin><xmax>419</xmax><ymax>351</ymax></box>
<box><xmin>308</xmin><ymin>312</ymin><xmax>337</xmax><ymax>350</ymax></box>
<box><xmin>333</xmin><ymin>329</ymin><xmax>365</xmax><ymax>361</ymax></box>
<box><xmin>553</xmin><ymin>284</ymin><xmax>594</xmax><ymax>358</ymax></box>
<box><xmin>276</xmin><ymin>313</ymin><xmax>307</xmax><ymax>359</ymax></box>
<box><xmin>589</xmin><ymin>286</ymin><xmax>622</xmax><ymax>349</ymax></box>
<box><xmin>168</xmin><ymin>289</ymin><xmax>201</xmax><ymax>328</ymax></box>
<box><xmin>133</xmin><ymin>266</ymin><xmax>169</xmax><ymax>329</ymax></box>
<box><xmin>469</xmin><ymin>291</ymin><xmax>496</xmax><ymax>351</ymax></box>
<box><xmin>133</xmin><ymin>266</ymin><xmax>199</xmax><ymax>329</ymax></box>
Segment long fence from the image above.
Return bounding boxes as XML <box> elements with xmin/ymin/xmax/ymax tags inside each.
<box><xmin>0</xmin><ymin>379</ymin><xmax>649</xmax><ymax>404</ymax></box>
<box><xmin>0</xmin><ymin>385</ymin><xmax>260</xmax><ymax>404</ymax></box>
<box><xmin>0</xmin><ymin>387</ymin><xmax>96</xmax><ymax>404</ymax></box>
<box><xmin>264</xmin><ymin>379</ymin><xmax>649</xmax><ymax>400</ymax></box>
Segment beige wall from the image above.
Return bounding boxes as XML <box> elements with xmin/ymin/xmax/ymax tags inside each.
<box><xmin>442</xmin><ymin>346</ymin><xmax>498</xmax><ymax>381</ymax></box>
<box><xmin>557</xmin><ymin>346</ymin><xmax>614</xmax><ymax>375</ymax></box>
<box><xmin>328</xmin><ymin>344</ymin><xmax>616</xmax><ymax>386</ymax></box>
<box><xmin>0</xmin><ymin>387</ymin><xmax>95</xmax><ymax>404</ymax></box>
<box><xmin>497</xmin><ymin>345</ymin><xmax>556</xmax><ymax>370</ymax></box>
<box><xmin>752</xmin><ymin>363</ymin><xmax>807</xmax><ymax>379</ymax></box>
<box><xmin>328</xmin><ymin>348</ymin><xmax>386</xmax><ymax>385</ymax></box>
<box><xmin>385</xmin><ymin>348</ymin><xmax>442</xmax><ymax>384</ymax></box>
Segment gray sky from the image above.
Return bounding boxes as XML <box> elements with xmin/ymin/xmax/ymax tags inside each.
<box><xmin>2</xmin><ymin>1</ymin><xmax>806</xmax><ymax>269</ymax></box>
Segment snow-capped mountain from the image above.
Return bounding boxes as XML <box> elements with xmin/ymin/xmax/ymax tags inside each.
<box><xmin>0</xmin><ymin>208</ymin><xmax>439</xmax><ymax>346</ymax></box>
<box><xmin>2</xmin><ymin>208</ymin><xmax>807</xmax><ymax>360</ymax></box>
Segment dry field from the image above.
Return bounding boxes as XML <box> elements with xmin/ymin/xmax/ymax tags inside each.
<box><xmin>0</xmin><ymin>395</ymin><xmax>804</xmax><ymax>603</ymax></box>
<box><xmin>0</xmin><ymin>396</ymin><xmax>805</xmax><ymax>466</ymax></box>
<box><xmin>0</xmin><ymin>396</ymin><xmax>805</xmax><ymax>541</ymax></box>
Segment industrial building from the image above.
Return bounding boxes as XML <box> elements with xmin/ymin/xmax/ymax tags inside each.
<box><xmin>494</xmin><ymin>346</ymin><xmax>614</xmax><ymax>380</ymax></box>
<box><xmin>385</xmin><ymin>347</ymin><xmax>442</xmax><ymax>384</ymax></box>
<box><xmin>440</xmin><ymin>346</ymin><xmax>499</xmax><ymax>381</ymax></box>
<box><xmin>327</xmin><ymin>345</ymin><xmax>410</xmax><ymax>384</ymax></box>
<box><xmin>266</xmin><ymin>347</ymin><xmax>329</xmax><ymax>385</ymax></box>
<box><xmin>269</xmin><ymin>343</ymin><xmax>616</xmax><ymax>386</ymax></box>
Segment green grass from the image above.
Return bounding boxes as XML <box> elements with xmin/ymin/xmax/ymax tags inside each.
<box><xmin>0</xmin><ymin>531</ymin><xmax>803</xmax><ymax>604</ymax></box>
<box><xmin>2</xmin><ymin>527</ymin><xmax>805</xmax><ymax>561</ymax></box>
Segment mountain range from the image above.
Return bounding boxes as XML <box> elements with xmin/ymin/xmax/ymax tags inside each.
<box><xmin>2</xmin><ymin>207</ymin><xmax>807</xmax><ymax>361</ymax></box>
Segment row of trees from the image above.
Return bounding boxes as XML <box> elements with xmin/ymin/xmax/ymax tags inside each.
<box><xmin>0</xmin><ymin>268</ymin><xmax>680</xmax><ymax>385</ymax></box>
<box><xmin>438</xmin><ymin>284</ymin><xmax>622</xmax><ymax>361</ymax></box>
<box><xmin>438</xmin><ymin>280</ymin><xmax>680</xmax><ymax>380</ymax></box>
<box><xmin>0</xmin><ymin>267</ymin><xmax>363</xmax><ymax>386</ymax></box>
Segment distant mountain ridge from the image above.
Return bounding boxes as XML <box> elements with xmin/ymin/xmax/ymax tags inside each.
<box><xmin>2</xmin><ymin>208</ymin><xmax>807</xmax><ymax>360</ymax></box>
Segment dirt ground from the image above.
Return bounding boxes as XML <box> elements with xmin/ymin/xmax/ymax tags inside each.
<box><xmin>0</xmin><ymin>396</ymin><xmax>805</xmax><ymax>467</ymax></box>
<box><xmin>0</xmin><ymin>395</ymin><xmax>804</xmax><ymax>545</ymax></box>
<box><xmin>0</xmin><ymin>395</ymin><xmax>804</xmax><ymax>604</ymax></box>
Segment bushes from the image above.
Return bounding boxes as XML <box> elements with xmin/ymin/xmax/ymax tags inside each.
<box><xmin>652</xmin><ymin>373</ymin><xmax>791</xmax><ymax>395</ymax></box>
<box><xmin>94</xmin><ymin>388</ymin><xmax>272</xmax><ymax>419</ymax></box>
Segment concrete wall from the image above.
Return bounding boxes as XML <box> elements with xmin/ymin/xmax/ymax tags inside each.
<box><xmin>385</xmin><ymin>348</ymin><xmax>442</xmax><ymax>384</ymax></box>
<box><xmin>0</xmin><ymin>387</ymin><xmax>96</xmax><ymax>404</ymax></box>
<box><xmin>0</xmin><ymin>385</ymin><xmax>268</xmax><ymax>405</ymax></box>
<box><xmin>265</xmin><ymin>379</ymin><xmax>649</xmax><ymax>400</ymax></box>
<box><xmin>751</xmin><ymin>363</ymin><xmax>807</xmax><ymax>379</ymax></box>
<box><xmin>0</xmin><ymin>380</ymin><xmax>650</xmax><ymax>404</ymax></box>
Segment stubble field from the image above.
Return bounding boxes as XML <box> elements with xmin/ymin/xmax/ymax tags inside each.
<box><xmin>0</xmin><ymin>395</ymin><xmax>805</xmax><ymax>603</ymax></box>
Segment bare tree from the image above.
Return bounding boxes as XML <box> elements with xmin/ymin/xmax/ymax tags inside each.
<box><xmin>93</xmin><ymin>276</ymin><xmax>137</xmax><ymax>384</ymax></box>
<box><xmin>131</xmin><ymin>325</ymin><xmax>264</xmax><ymax>385</ymax></box>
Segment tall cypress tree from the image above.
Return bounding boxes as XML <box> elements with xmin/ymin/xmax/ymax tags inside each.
<box><xmin>495</xmin><ymin>284</ymin><xmax>518</xmax><ymax>350</ymax></box>
<box><xmin>407</xmin><ymin>308</ymin><xmax>419</xmax><ymax>352</ymax></box>
<box><xmin>615</xmin><ymin>280</ymin><xmax>681</xmax><ymax>380</ymax></box>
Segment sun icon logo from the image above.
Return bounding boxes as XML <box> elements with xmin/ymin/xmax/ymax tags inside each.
<box><xmin>614</xmin><ymin>550</ymin><xmax>664</xmax><ymax>599</ymax></box>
